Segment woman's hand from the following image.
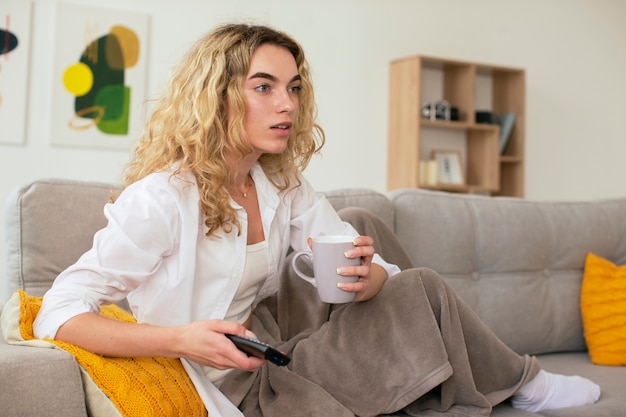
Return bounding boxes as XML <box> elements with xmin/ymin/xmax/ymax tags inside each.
<box><xmin>175</xmin><ymin>320</ymin><xmax>266</xmax><ymax>372</ymax></box>
<box><xmin>335</xmin><ymin>235</ymin><xmax>387</xmax><ymax>302</ymax></box>
<box><xmin>56</xmin><ymin>313</ymin><xmax>266</xmax><ymax>373</ymax></box>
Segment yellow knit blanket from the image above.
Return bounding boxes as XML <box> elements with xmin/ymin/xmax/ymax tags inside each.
<box><xmin>14</xmin><ymin>290</ymin><xmax>207</xmax><ymax>417</ymax></box>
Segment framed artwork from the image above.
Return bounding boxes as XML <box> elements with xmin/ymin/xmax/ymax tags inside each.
<box><xmin>432</xmin><ymin>149</ymin><xmax>465</xmax><ymax>185</ymax></box>
<box><xmin>50</xmin><ymin>3</ymin><xmax>150</xmax><ymax>150</ymax></box>
<box><xmin>0</xmin><ymin>1</ymin><xmax>32</xmax><ymax>145</ymax></box>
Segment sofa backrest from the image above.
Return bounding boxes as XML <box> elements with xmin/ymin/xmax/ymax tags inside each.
<box><xmin>388</xmin><ymin>188</ymin><xmax>626</xmax><ymax>355</ymax></box>
<box><xmin>3</xmin><ymin>180</ymin><xmax>394</xmax><ymax>300</ymax></box>
<box><xmin>4</xmin><ymin>178</ymin><xmax>115</xmax><ymax>297</ymax></box>
<box><xmin>8</xmin><ymin>178</ymin><xmax>626</xmax><ymax>357</ymax></box>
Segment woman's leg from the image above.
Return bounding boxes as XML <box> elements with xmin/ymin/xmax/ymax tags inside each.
<box><xmin>289</xmin><ymin>268</ymin><xmax>537</xmax><ymax>416</ymax></box>
<box><xmin>330</xmin><ymin>208</ymin><xmax>599</xmax><ymax>414</ymax></box>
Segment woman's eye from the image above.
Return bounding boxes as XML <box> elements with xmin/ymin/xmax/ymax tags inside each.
<box><xmin>289</xmin><ymin>85</ymin><xmax>302</xmax><ymax>94</ymax></box>
<box><xmin>255</xmin><ymin>84</ymin><xmax>270</xmax><ymax>93</ymax></box>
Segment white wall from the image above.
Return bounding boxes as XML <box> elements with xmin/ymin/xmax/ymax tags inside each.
<box><xmin>2</xmin><ymin>0</ymin><xmax>625</xmax><ymax>303</ymax></box>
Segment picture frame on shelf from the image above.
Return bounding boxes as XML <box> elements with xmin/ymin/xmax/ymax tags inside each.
<box><xmin>432</xmin><ymin>149</ymin><xmax>465</xmax><ymax>185</ymax></box>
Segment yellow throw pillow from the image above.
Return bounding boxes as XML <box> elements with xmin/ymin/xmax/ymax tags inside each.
<box><xmin>581</xmin><ymin>252</ymin><xmax>626</xmax><ymax>366</ymax></box>
<box><xmin>1</xmin><ymin>290</ymin><xmax>207</xmax><ymax>417</ymax></box>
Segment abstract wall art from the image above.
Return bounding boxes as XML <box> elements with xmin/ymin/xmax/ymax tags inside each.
<box><xmin>0</xmin><ymin>1</ymin><xmax>32</xmax><ymax>145</ymax></box>
<box><xmin>51</xmin><ymin>3</ymin><xmax>149</xmax><ymax>149</ymax></box>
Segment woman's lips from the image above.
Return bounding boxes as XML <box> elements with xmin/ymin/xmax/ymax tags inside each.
<box><xmin>271</xmin><ymin>122</ymin><xmax>292</xmax><ymax>136</ymax></box>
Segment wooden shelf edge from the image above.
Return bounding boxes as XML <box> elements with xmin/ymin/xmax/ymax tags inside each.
<box><xmin>420</xmin><ymin>119</ymin><xmax>499</xmax><ymax>131</ymax></box>
<box><xmin>500</xmin><ymin>156</ymin><xmax>523</xmax><ymax>163</ymax></box>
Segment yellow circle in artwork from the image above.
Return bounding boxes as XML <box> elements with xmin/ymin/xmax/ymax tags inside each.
<box><xmin>62</xmin><ymin>62</ymin><xmax>94</xmax><ymax>96</ymax></box>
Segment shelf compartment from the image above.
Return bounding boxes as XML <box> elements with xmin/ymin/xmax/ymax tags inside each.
<box><xmin>387</xmin><ymin>55</ymin><xmax>525</xmax><ymax>196</ymax></box>
<box><xmin>466</xmin><ymin>128</ymin><xmax>499</xmax><ymax>192</ymax></box>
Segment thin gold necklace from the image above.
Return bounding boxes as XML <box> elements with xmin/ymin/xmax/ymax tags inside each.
<box><xmin>236</xmin><ymin>175</ymin><xmax>254</xmax><ymax>198</ymax></box>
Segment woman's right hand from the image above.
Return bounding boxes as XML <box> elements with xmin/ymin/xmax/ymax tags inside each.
<box><xmin>175</xmin><ymin>319</ymin><xmax>267</xmax><ymax>372</ymax></box>
<box><xmin>55</xmin><ymin>313</ymin><xmax>265</xmax><ymax>372</ymax></box>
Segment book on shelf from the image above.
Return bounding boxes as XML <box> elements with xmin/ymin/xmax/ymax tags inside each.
<box><xmin>495</xmin><ymin>113</ymin><xmax>516</xmax><ymax>154</ymax></box>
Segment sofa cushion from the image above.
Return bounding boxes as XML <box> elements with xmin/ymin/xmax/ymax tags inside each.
<box><xmin>537</xmin><ymin>352</ymin><xmax>626</xmax><ymax>417</ymax></box>
<box><xmin>1</xmin><ymin>290</ymin><xmax>207</xmax><ymax>417</ymax></box>
<box><xmin>388</xmin><ymin>189</ymin><xmax>626</xmax><ymax>356</ymax></box>
<box><xmin>4</xmin><ymin>178</ymin><xmax>117</xmax><ymax>298</ymax></box>
<box><xmin>581</xmin><ymin>252</ymin><xmax>626</xmax><ymax>365</ymax></box>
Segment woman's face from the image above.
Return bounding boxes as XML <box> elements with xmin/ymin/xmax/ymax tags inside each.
<box><xmin>238</xmin><ymin>43</ymin><xmax>301</xmax><ymax>156</ymax></box>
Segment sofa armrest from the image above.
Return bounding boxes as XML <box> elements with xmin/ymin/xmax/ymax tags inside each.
<box><xmin>0</xmin><ymin>325</ymin><xmax>87</xmax><ymax>417</ymax></box>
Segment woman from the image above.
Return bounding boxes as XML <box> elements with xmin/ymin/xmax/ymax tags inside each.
<box><xmin>34</xmin><ymin>23</ymin><xmax>600</xmax><ymax>416</ymax></box>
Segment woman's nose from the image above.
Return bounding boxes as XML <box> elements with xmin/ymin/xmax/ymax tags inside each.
<box><xmin>276</xmin><ymin>90</ymin><xmax>295</xmax><ymax>113</ymax></box>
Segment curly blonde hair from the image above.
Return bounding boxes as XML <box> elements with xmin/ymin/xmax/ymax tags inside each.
<box><xmin>119</xmin><ymin>23</ymin><xmax>325</xmax><ymax>236</ymax></box>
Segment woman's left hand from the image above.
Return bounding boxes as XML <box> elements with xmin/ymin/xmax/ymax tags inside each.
<box><xmin>336</xmin><ymin>235</ymin><xmax>387</xmax><ymax>302</ymax></box>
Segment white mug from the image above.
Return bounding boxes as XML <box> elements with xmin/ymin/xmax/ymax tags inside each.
<box><xmin>291</xmin><ymin>235</ymin><xmax>360</xmax><ymax>303</ymax></box>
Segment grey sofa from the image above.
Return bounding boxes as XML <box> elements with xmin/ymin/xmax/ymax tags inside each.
<box><xmin>2</xmin><ymin>178</ymin><xmax>626</xmax><ymax>416</ymax></box>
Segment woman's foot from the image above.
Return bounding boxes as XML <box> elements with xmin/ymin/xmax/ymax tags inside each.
<box><xmin>511</xmin><ymin>370</ymin><xmax>601</xmax><ymax>412</ymax></box>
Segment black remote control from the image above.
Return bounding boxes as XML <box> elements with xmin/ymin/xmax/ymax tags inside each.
<box><xmin>225</xmin><ymin>334</ymin><xmax>291</xmax><ymax>366</ymax></box>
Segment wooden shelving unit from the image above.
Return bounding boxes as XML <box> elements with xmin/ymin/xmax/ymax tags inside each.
<box><xmin>387</xmin><ymin>55</ymin><xmax>525</xmax><ymax>197</ymax></box>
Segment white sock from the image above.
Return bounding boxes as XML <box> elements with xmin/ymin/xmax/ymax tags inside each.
<box><xmin>511</xmin><ymin>370</ymin><xmax>601</xmax><ymax>412</ymax></box>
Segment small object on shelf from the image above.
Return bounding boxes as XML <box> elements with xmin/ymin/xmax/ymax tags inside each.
<box><xmin>421</xmin><ymin>101</ymin><xmax>436</xmax><ymax>120</ymax></box>
<box><xmin>494</xmin><ymin>113</ymin><xmax>516</xmax><ymax>154</ymax></box>
<box><xmin>435</xmin><ymin>100</ymin><xmax>451</xmax><ymax>120</ymax></box>
<box><xmin>432</xmin><ymin>150</ymin><xmax>465</xmax><ymax>185</ymax></box>
<box><xmin>449</xmin><ymin>107</ymin><xmax>459</xmax><ymax>121</ymax></box>
<box><xmin>421</xmin><ymin>100</ymin><xmax>457</xmax><ymax>121</ymax></box>
<box><xmin>475</xmin><ymin>110</ymin><xmax>494</xmax><ymax>124</ymax></box>
<box><xmin>419</xmin><ymin>160</ymin><xmax>438</xmax><ymax>186</ymax></box>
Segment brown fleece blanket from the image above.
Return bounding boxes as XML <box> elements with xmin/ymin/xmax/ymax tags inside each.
<box><xmin>220</xmin><ymin>208</ymin><xmax>540</xmax><ymax>416</ymax></box>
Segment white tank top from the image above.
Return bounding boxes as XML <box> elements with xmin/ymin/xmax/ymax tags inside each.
<box><xmin>224</xmin><ymin>240</ymin><xmax>269</xmax><ymax>324</ymax></box>
<box><xmin>204</xmin><ymin>240</ymin><xmax>269</xmax><ymax>385</ymax></box>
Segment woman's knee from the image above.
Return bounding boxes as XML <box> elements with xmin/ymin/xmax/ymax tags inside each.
<box><xmin>391</xmin><ymin>267</ymin><xmax>444</xmax><ymax>287</ymax></box>
<box><xmin>388</xmin><ymin>268</ymin><xmax>452</xmax><ymax>307</ymax></box>
<box><xmin>337</xmin><ymin>206</ymin><xmax>384</xmax><ymax>227</ymax></box>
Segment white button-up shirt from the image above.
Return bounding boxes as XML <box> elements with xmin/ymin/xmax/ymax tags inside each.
<box><xmin>34</xmin><ymin>163</ymin><xmax>400</xmax><ymax>416</ymax></box>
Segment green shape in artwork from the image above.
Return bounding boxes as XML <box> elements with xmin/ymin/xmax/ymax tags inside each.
<box><xmin>95</xmin><ymin>85</ymin><xmax>130</xmax><ymax>135</ymax></box>
<box><xmin>96</xmin><ymin>83</ymin><xmax>125</xmax><ymax>121</ymax></box>
<box><xmin>75</xmin><ymin>35</ymin><xmax>124</xmax><ymax>119</ymax></box>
